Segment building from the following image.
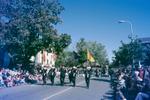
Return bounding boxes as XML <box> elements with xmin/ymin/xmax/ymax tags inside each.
<box><xmin>138</xmin><ymin>37</ymin><xmax>150</xmax><ymax>54</ymax></box>
<box><xmin>138</xmin><ymin>37</ymin><xmax>150</xmax><ymax>65</ymax></box>
<box><xmin>35</xmin><ymin>50</ymin><xmax>57</xmax><ymax>68</ymax></box>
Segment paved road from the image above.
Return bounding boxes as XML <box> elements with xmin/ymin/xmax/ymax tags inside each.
<box><xmin>0</xmin><ymin>76</ymin><xmax>112</xmax><ymax>100</ymax></box>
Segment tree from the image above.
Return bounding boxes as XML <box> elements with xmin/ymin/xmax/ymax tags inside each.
<box><xmin>0</xmin><ymin>0</ymin><xmax>71</xmax><ymax>71</ymax></box>
<box><xmin>55</xmin><ymin>50</ymin><xmax>78</xmax><ymax>67</ymax></box>
<box><xmin>86</xmin><ymin>41</ymin><xmax>108</xmax><ymax>66</ymax></box>
<box><xmin>112</xmin><ymin>40</ymin><xmax>143</xmax><ymax>67</ymax></box>
<box><xmin>76</xmin><ymin>38</ymin><xmax>87</xmax><ymax>64</ymax></box>
<box><xmin>76</xmin><ymin>38</ymin><xmax>108</xmax><ymax>66</ymax></box>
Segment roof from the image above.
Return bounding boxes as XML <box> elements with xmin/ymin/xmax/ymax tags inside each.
<box><xmin>138</xmin><ymin>37</ymin><xmax>150</xmax><ymax>44</ymax></box>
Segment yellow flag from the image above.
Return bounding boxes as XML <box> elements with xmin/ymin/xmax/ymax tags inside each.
<box><xmin>87</xmin><ymin>50</ymin><xmax>95</xmax><ymax>62</ymax></box>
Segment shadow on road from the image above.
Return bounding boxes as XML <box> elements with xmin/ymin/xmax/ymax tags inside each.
<box><xmin>36</xmin><ymin>82</ymin><xmax>77</xmax><ymax>87</ymax></box>
<box><xmin>34</xmin><ymin>81</ymin><xmax>89</xmax><ymax>90</ymax></box>
<box><xmin>91</xmin><ymin>77</ymin><xmax>111</xmax><ymax>83</ymax></box>
<box><xmin>75</xmin><ymin>85</ymin><xmax>87</xmax><ymax>89</ymax></box>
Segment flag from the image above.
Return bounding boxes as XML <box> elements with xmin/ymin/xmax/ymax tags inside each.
<box><xmin>87</xmin><ymin>50</ymin><xmax>95</xmax><ymax>62</ymax></box>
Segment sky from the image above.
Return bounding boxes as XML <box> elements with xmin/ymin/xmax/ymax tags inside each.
<box><xmin>56</xmin><ymin>0</ymin><xmax>150</xmax><ymax>62</ymax></box>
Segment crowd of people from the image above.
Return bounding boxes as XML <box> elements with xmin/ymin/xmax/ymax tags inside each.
<box><xmin>0</xmin><ymin>66</ymin><xmax>96</xmax><ymax>89</ymax></box>
<box><xmin>40</xmin><ymin>66</ymin><xmax>93</xmax><ymax>88</ymax></box>
<box><xmin>110</xmin><ymin>65</ymin><xmax>150</xmax><ymax>100</ymax></box>
<box><xmin>0</xmin><ymin>68</ymin><xmax>42</xmax><ymax>88</ymax></box>
<box><xmin>0</xmin><ymin>68</ymin><xmax>26</xmax><ymax>88</ymax></box>
<box><xmin>1</xmin><ymin>61</ymin><xmax>149</xmax><ymax>100</ymax></box>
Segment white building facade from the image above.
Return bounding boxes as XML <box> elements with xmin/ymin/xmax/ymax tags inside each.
<box><xmin>35</xmin><ymin>50</ymin><xmax>57</xmax><ymax>68</ymax></box>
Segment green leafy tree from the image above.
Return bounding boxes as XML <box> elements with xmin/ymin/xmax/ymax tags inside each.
<box><xmin>112</xmin><ymin>40</ymin><xmax>143</xmax><ymax>67</ymax></box>
<box><xmin>55</xmin><ymin>50</ymin><xmax>78</xmax><ymax>67</ymax></box>
<box><xmin>86</xmin><ymin>41</ymin><xmax>108</xmax><ymax>66</ymax></box>
<box><xmin>0</xmin><ymin>0</ymin><xmax>71</xmax><ymax>71</ymax></box>
<box><xmin>76</xmin><ymin>38</ymin><xmax>87</xmax><ymax>64</ymax></box>
<box><xmin>76</xmin><ymin>38</ymin><xmax>108</xmax><ymax>66</ymax></box>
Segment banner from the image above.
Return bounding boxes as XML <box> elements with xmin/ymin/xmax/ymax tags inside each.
<box><xmin>87</xmin><ymin>50</ymin><xmax>95</xmax><ymax>62</ymax></box>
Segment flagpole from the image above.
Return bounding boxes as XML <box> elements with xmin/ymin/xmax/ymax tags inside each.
<box><xmin>87</xmin><ymin>49</ymin><xmax>89</xmax><ymax>67</ymax></box>
<box><xmin>87</xmin><ymin>49</ymin><xmax>88</xmax><ymax>67</ymax></box>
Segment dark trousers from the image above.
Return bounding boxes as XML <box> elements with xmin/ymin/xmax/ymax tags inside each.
<box><xmin>50</xmin><ymin>76</ymin><xmax>55</xmax><ymax>85</ymax></box>
<box><xmin>85</xmin><ymin>77</ymin><xmax>90</xmax><ymax>88</ymax></box>
<box><xmin>42</xmin><ymin>76</ymin><xmax>47</xmax><ymax>84</ymax></box>
<box><xmin>72</xmin><ymin>77</ymin><xmax>76</xmax><ymax>87</ymax></box>
<box><xmin>60</xmin><ymin>76</ymin><xmax>65</xmax><ymax>85</ymax></box>
<box><xmin>69</xmin><ymin>74</ymin><xmax>72</xmax><ymax>83</ymax></box>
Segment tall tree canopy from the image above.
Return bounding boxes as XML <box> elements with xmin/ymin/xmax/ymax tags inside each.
<box><xmin>76</xmin><ymin>38</ymin><xmax>108</xmax><ymax>66</ymax></box>
<box><xmin>111</xmin><ymin>40</ymin><xmax>143</xmax><ymax>67</ymax></box>
<box><xmin>0</xmin><ymin>0</ymin><xmax>71</xmax><ymax>70</ymax></box>
<box><xmin>55</xmin><ymin>50</ymin><xmax>78</xmax><ymax>67</ymax></box>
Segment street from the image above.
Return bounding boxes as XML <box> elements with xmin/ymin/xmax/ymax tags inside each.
<box><xmin>0</xmin><ymin>0</ymin><xmax>150</xmax><ymax>100</ymax></box>
<box><xmin>0</xmin><ymin>76</ymin><xmax>112</xmax><ymax>100</ymax></box>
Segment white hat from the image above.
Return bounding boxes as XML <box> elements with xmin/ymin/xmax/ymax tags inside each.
<box><xmin>73</xmin><ymin>66</ymin><xmax>76</xmax><ymax>69</ymax></box>
<box><xmin>87</xmin><ymin>67</ymin><xmax>91</xmax><ymax>70</ymax></box>
<box><xmin>43</xmin><ymin>67</ymin><xmax>47</xmax><ymax>70</ymax></box>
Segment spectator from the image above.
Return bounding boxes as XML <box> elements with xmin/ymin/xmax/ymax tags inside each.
<box><xmin>134</xmin><ymin>67</ymin><xmax>143</xmax><ymax>82</ymax></box>
<box><xmin>0</xmin><ymin>68</ymin><xmax>33</xmax><ymax>88</ymax></box>
<box><xmin>135</xmin><ymin>71</ymin><xmax>150</xmax><ymax>100</ymax></box>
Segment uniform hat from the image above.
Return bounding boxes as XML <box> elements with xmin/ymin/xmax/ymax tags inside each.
<box><xmin>87</xmin><ymin>66</ymin><xmax>91</xmax><ymax>70</ymax></box>
<box><xmin>43</xmin><ymin>67</ymin><xmax>47</xmax><ymax>70</ymax></box>
<box><xmin>73</xmin><ymin>66</ymin><xmax>77</xmax><ymax>69</ymax></box>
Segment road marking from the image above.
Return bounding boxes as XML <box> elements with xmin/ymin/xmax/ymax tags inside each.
<box><xmin>43</xmin><ymin>81</ymin><xmax>85</xmax><ymax>100</ymax></box>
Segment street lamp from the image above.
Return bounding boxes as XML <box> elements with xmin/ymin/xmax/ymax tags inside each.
<box><xmin>118</xmin><ymin>20</ymin><xmax>134</xmax><ymax>41</ymax></box>
<box><xmin>118</xmin><ymin>20</ymin><xmax>135</xmax><ymax>70</ymax></box>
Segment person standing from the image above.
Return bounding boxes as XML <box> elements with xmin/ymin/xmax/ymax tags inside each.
<box><xmin>95</xmin><ymin>68</ymin><xmax>100</xmax><ymax>77</ymax></box>
<box><xmin>48</xmin><ymin>67</ymin><xmax>56</xmax><ymax>85</ymax></box>
<box><xmin>84</xmin><ymin>66</ymin><xmax>92</xmax><ymax>88</ymax></box>
<box><xmin>71</xmin><ymin>66</ymin><xmax>77</xmax><ymax>87</ymax></box>
<box><xmin>60</xmin><ymin>66</ymin><xmax>66</xmax><ymax>86</ymax></box>
<box><xmin>109</xmin><ymin>68</ymin><xmax>114</xmax><ymax>80</ymax></box>
<box><xmin>68</xmin><ymin>68</ymin><xmax>72</xmax><ymax>83</ymax></box>
<box><xmin>42</xmin><ymin>68</ymin><xmax>47</xmax><ymax>85</ymax></box>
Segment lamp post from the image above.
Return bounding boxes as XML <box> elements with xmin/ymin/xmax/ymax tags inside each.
<box><xmin>118</xmin><ymin>20</ymin><xmax>135</xmax><ymax>70</ymax></box>
<box><xmin>118</xmin><ymin>20</ymin><xmax>134</xmax><ymax>41</ymax></box>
